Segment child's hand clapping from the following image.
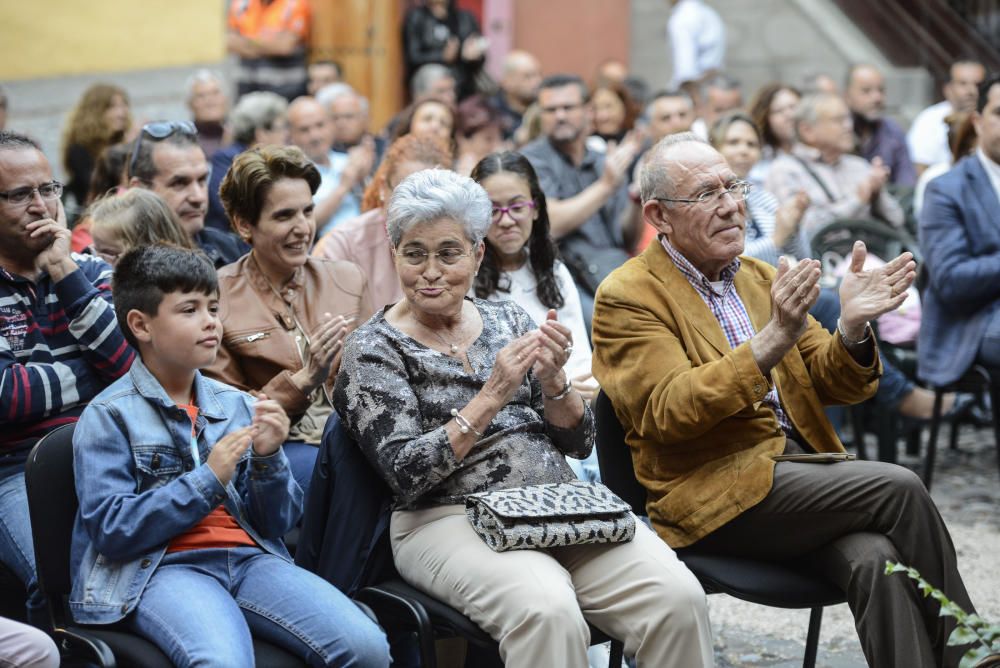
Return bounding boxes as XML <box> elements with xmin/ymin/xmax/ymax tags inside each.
<box><xmin>206</xmin><ymin>427</ymin><xmax>254</xmax><ymax>486</ymax></box>
<box><xmin>249</xmin><ymin>392</ymin><xmax>290</xmax><ymax>457</ymax></box>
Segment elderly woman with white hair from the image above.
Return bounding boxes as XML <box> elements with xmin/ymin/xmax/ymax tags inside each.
<box><xmin>333</xmin><ymin>168</ymin><xmax>713</xmax><ymax>667</ymax></box>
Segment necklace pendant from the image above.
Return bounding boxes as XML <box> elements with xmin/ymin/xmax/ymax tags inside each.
<box><xmin>450</xmin><ymin>344</ymin><xmax>459</xmax><ymax>354</ymax></box>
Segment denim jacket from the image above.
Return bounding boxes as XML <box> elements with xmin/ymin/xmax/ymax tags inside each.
<box><xmin>69</xmin><ymin>359</ymin><xmax>303</xmax><ymax>624</ymax></box>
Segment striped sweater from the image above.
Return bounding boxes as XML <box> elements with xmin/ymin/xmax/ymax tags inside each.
<box><xmin>0</xmin><ymin>253</ymin><xmax>135</xmax><ymax>458</ymax></box>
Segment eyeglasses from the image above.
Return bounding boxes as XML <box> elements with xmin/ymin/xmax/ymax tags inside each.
<box><xmin>491</xmin><ymin>201</ymin><xmax>536</xmax><ymax>223</ymax></box>
<box><xmin>654</xmin><ymin>181</ymin><xmax>751</xmax><ymax>211</ymax></box>
<box><xmin>128</xmin><ymin>120</ymin><xmax>198</xmax><ymax>179</ymax></box>
<box><xmin>0</xmin><ymin>181</ymin><xmax>63</xmax><ymax>206</ymax></box>
<box><xmin>396</xmin><ymin>247</ymin><xmax>472</xmax><ymax>266</ymax></box>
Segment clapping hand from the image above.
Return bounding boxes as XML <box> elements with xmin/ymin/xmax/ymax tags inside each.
<box><xmin>248</xmin><ymin>393</ymin><xmax>290</xmax><ymax>457</ymax></box>
<box><xmin>838</xmin><ymin>240</ymin><xmax>915</xmax><ymax>339</ymax></box>
<box><xmin>769</xmin><ymin>256</ymin><xmax>822</xmax><ymax>343</ymax></box>
<box><xmin>532</xmin><ymin>310</ymin><xmax>573</xmax><ymax>392</ymax></box>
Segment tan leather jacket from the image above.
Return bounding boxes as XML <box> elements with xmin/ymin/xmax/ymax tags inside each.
<box><xmin>206</xmin><ymin>254</ymin><xmax>374</xmax><ymax>421</ymax></box>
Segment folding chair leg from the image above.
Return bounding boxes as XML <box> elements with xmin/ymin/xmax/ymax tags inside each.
<box><xmin>923</xmin><ymin>391</ymin><xmax>946</xmax><ymax>491</ymax></box>
<box><xmin>802</xmin><ymin>606</ymin><xmax>823</xmax><ymax>668</ymax></box>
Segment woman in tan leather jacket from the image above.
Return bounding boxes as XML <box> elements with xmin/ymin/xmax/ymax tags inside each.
<box><xmin>207</xmin><ymin>145</ymin><xmax>373</xmax><ymax>493</ymax></box>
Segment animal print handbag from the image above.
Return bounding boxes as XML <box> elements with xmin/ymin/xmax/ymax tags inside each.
<box><xmin>465</xmin><ymin>481</ymin><xmax>636</xmax><ymax>552</ymax></box>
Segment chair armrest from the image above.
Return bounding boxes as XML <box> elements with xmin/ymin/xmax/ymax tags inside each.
<box><xmin>55</xmin><ymin>627</ymin><xmax>117</xmax><ymax>668</ymax></box>
<box><xmin>356</xmin><ymin>583</ymin><xmax>437</xmax><ymax>668</ymax></box>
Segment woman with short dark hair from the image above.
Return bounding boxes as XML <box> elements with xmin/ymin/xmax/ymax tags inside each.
<box><xmin>206</xmin><ymin>144</ymin><xmax>372</xmax><ymax>493</ymax></box>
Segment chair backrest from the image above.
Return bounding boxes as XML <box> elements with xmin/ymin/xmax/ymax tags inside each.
<box><xmin>24</xmin><ymin>423</ymin><xmax>78</xmax><ymax>605</ymax></box>
<box><xmin>296</xmin><ymin>411</ymin><xmax>397</xmax><ymax>596</ymax></box>
<box><xmin>809</xmin><ymin>218</ymin><xmax>923</xmax><ymax>266</ymax></box>
<box><xmin>593</xmin><ymin>391</ymin><xmax>648</xmax><ymax>516</ymax></box>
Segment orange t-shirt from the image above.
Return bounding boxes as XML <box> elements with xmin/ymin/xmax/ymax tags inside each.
<box><xmin>228</xmin><ymin>0</ymin><xmax>310</xmax><ymax>41</ymax></box>
<box><xmin>166</xmin><ymin>401</ymin><xmax>256</xmax><ymax>554</ymax></box>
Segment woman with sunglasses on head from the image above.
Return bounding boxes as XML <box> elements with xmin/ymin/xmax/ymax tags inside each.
<box><xmin>205</xmin><ymin>145</ymin><xmax>372</xmax><ymax>495</ymax></box>
<box><xmin>333</xmin><ymin>167</ymin><xmax>712</xmax><ymax>668</ymax></box>
<box><xmin>313</xmin><ymin>134</ymin><xmax>453</xmax><ymax>311</ymax></box>
<box><xmin>470</xmin><ymin>152</ymin><xmax>601</xmax><ymax>482</ymax></box>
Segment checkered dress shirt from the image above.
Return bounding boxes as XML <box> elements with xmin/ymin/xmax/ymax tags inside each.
<box><xmin>661</xmin><ymin>237</ymin><xmax>793</xmax><ymax>433</ymax></box>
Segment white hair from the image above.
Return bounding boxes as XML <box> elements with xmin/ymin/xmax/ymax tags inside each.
<box><xmin>316</xmin><ymin>83</ymin><xmax>369</xmax><ymax>116</ymax></box>
<box><xmin>229</xmin><ymin>91</ymin><xmax>288</xmax><ymax>145</ymax></box>
<box><xmin>410</xmin><ymin>64</ymin><xmax>453</xmax><ymax>98</ymax></box>
<box><xmin>386</xmin><ymin>168</ymin><xmax>492</xmax><ymax>247</ymax></box>
<box><xmin>184</xmin><ymin>69</ymin><xmax>225</xmax><ymax>103</ymax></box>
<box><xmin>639</xmin><ymin>132</ymin><xmax>708</xmax><ymax>202</ymax></box>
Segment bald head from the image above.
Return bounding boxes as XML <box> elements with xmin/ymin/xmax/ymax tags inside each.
<box><xmin>640</xmin><ymin>133</ymin><xmax>715</xmax><ymax>202</ymax></box>
<box><xmin>501</xmin><ymin>51</ymin><xmax>542</xmax><ymax>107</ymax></box>
<box><xmin>287</xmin><ymin>96</ymin><xmax>332</xmax><ymax>163</ymax></box>
<box><xmin>845</xmin><ymin>64</ymin><xmax>885</xmax><ymax>121</ymax></box>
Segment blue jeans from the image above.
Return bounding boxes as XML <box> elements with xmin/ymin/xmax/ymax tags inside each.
<box><xmin>566</xmin><ymin>451</ymin><xmax>602</xmax><ymax>483</ymax></box>
<box><xmin>124</xmin><ymin>546</ymin><xmax>390</xmax><ymax>668</ymax></box>
<box><xmin>0</xmin><ymin>461</ymin><xmax>45</xmax><ymax>626</ymax></box>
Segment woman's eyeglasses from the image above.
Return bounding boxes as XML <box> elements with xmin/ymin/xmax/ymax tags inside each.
<box><xmin>396</xmin><ymin>248</ymin><xmax>472</xmax><ymax>266</ymax></box>
<box><xmin>491</xmin><ymin>201</ymin><xmax>536</xmax><ymax>223</ymax></box>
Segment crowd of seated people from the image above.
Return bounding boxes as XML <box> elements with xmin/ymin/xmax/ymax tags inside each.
<box><xmin>1</xmin><ymin>12</ymin><xmax>997</xmax><ymax>663</ymax></box>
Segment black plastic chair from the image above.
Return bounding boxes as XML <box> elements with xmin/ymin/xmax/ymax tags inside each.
<box><xmin>24</xmin><ymin>423</ymin><xmax>306</xmax><ymax>667</ymax></box>
<box><xmin>594</xmin><ymin>392</ymin><xmax>846</xmax><ymax>668</ymax></box>
<box><xmin>923</xmin><ymin>365</ymin><xmax>1000</xmax><ymax>490</ymax></box>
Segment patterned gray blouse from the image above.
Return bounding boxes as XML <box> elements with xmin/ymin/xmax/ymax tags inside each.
<box><xmin>333</xmin><ymin>297</ymin><xmax>594</xmax><ymax>509</ymax></box>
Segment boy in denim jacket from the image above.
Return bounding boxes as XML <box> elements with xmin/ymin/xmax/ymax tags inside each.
<box><xmin>70</xmin><ymin>246</ymin><xmax>389</xmax><ymax>667</ymax></box>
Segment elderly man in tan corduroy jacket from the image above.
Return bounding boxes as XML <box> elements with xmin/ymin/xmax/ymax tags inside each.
<box><xmin>592</xmin><ymin>133</ymin><xmax>977</xmax><ymax>668</ymax></box>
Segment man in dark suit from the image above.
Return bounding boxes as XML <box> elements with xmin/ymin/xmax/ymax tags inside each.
<box><xmin>920</xmin><ymin>72</ymin><xmax>1000</xmax><ymax>386</ymax></box>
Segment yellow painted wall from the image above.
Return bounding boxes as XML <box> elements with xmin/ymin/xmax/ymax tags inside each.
<box><xmin>0</xmin><ymin>1</ymin><xmax>225</xmax><ymax>80</ymax></box>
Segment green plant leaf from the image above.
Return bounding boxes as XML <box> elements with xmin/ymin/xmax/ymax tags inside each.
<box><xmin>958</xmin><ymin>645</ymin><xmax>989</xmax><ymax>668</ymax></box>
<box><xmin>949</xmin><ymin>625</ymin><xmax>979</xmax><ymax>646</ymax></box>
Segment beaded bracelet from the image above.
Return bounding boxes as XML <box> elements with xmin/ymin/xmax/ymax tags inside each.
<box><xmin>543</xmin><ymin>379</ymin><xmax>573</xmax><ymax>401</ymax></box>
<box><xmin>450</xmin><ymin>409</ymin><xmax>483</xmax><ymax>437</ymax></box>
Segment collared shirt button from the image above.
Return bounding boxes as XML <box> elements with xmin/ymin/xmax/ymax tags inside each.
<box><xmin>140</xmin><ymin>559</ymin><xmax>151</xmax><ymax>568</ymax></box>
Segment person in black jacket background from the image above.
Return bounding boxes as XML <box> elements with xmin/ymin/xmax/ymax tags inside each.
<box><xmin>403</xmin><ymin>0</ymin><xmax>487</xmax><ymax>101</ymax></box>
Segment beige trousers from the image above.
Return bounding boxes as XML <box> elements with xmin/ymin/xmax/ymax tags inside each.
<box><xmin>391</xmin><ymin>504</ymin><xmax>713</xmax><ymax>667</ymax></box>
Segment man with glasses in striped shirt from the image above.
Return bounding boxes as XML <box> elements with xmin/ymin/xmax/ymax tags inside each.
<box><xmin>0</xmin><ymin>130</ymin><xmax>135</xmax><ymax>623</ymax></box>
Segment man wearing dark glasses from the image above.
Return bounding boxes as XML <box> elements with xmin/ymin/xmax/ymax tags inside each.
<box><xmin>0</xmin><ymin>131</ymin><xmax>135</xmax><ymax>623</ymax></box>
<box><xmin>128</xmin><ymin>121</ymin><xmax>248</xmax><ymax>268</ymax></box>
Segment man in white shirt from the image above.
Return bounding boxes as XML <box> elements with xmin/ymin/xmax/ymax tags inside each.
<box><xmin>667</xmin><ymin>0</ymin><xmax>725</xmax><ymax>102</ymax></box>
<box><xmin>907</xmin><ymin>60</ymin><xmax>984</xmax><ymax>174</ymax></box>
<box><xmin>287</xmin><ymin>96</ymin><xmax>372</xmax><ymax>235</ymax></box>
